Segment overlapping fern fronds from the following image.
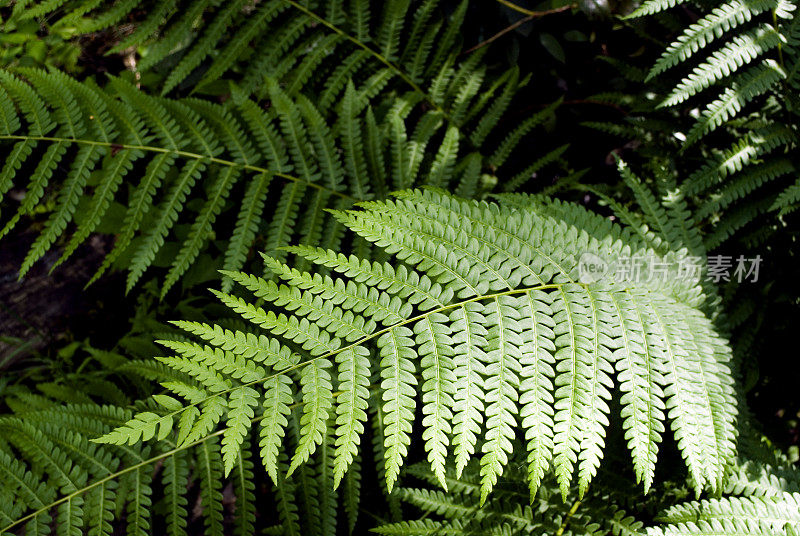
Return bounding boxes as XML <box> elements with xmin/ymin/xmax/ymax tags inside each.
<box><xmin>374</xmin><ymin>461</ymin><xmax>644</xmax><ymax>536</ymax></box>
<box><xmin>5</xmin><ymin>0</ymin><xmax>477</xmax><ymax>101</ymax></box>
<box><xmin>0</xmin><ymin>57</ymin><xmax>560</xmax><ymax>293</ymax></box>
<box><xmin>0</xmin><ymin>400</ymin><xmax>194</xmax><ymax>536</ymax></box>
<box><xmin>645</xmin><ymin>426</ymin><xmax>800</xmax><ymax>536</ymax></box>
<box><xmin>373</xmin><ymin>416</ymin><xmax>800</xmax><ymax>536</ymax></box>
<box><xmin>373</xmin><ymin>454</ymin><xmax>800</xmax><ymax>536</ymax></box>
<box><xmin>2</xmin><ymin>0</ymin><xmax>556</xmax><ymax>165</ymax></box>
<box><xmin>649</xmin><ymin>492</ymin><xmax>800</xmax><ymax>535</ymax></box>
<box><xmin>0</xmin><ymin>67</ymin><xmax>349</xmax><ymax>296</ymax></box>
<box><xmin>95</xmin><ymin>189</ymin><xmax>738</xmax><ymax>506</ymax></box>
<box><xmin>625</xmin><ymin>0</ymin><xmax>800</xmax><ymax>239</ymax></box>
<box><xmin>0</xmin><ymin>384</ymin><xmax>365</xmax><ymax>535</ymax></box>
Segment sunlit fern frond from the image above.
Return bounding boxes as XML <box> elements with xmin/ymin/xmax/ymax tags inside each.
<box><xmin>96</xmin><ymin>188</ymin><xmax>737</xmax><ymax>505</ymax></box>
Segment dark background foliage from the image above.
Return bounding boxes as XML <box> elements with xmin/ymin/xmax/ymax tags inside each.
<box><xmin>1</xmin><ymin>0</ymin><xmax>798</xmax><ymax>533</ymax></box>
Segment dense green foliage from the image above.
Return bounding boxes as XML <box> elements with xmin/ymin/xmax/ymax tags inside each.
<box><xmin>0</xmin><ymin>1</ymin><xmax>798</xmax><ymax>535</ymax></box>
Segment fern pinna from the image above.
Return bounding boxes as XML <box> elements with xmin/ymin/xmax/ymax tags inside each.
<box><xmin>86</xmin><ymin>189</ymin><xmax>737</xmax><ymax>514</ymax></box>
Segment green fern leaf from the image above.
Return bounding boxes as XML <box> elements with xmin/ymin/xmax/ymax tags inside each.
<box><xmin>197</xmin><ymin>438</ymin><xmax>224</xmax><ymax>536</ymax></box>
<box><xmin>104</xmin><ymin>189</ymin><xmax>737</xmax><ymax>502</ymax></box>
<box><xmin>93</xmin><ymin>412</ymin><xmax>174</xmax><ymax>445</ymax></box>
<box><xmin>260</xmin><ymin>373</ymin><xmax>294</xmax><ymax>485</ymax></box>
<box><xmin>126</xmin><ymin>159</ymin><xmax>206</xmax><ymax>292</ymax></box>
<box><xmin>685</xmin><ymin>59</ymin><xmax>786</xmax><ymax>146</ymax></box>
<box><xmin>162</xmin><ymin>452</ymin><xmax>188</xmax><ymax>536</ymax></box>
<box><xmin>221</xmin><ymin>172</ymin><xmax>273</xmax><ymax>293</ymax></box>
<box><xmin>233</xmin><ymin>438</ymin><xmax>256</xmax><ymax>536</ymax></box>
<box><xmin>289</xmin><ymin>359</ymin><xmax>334</xmax><ymax>476</ymax></box>
<box><xmin>161</xmin><ymin>0</ymin><xmax>250</xmax><ymax>95</ymax></box>
<box><xmin>344</xmin><ymin>455</ymin><xmax>362</xmax><ymax>534</ymax></box>
<box><xmin>660</xmin><ymin>25</ymin><xmax>783</xmax><ymax>107</ymax></box>
<box><xmin>333</xmin><ymin>345</ymin><xmax>371</xmax><ymax>488</ymax></box>
<box><xmin>648</xmin><ymin>0</ymin><xmax>779</xmax><ymax>79</ymax></box>
<box><xmin>221</xmin><ymin>387</ymin><xmax>259</xmax><ymax>476</ymax></box>
<box><xmin>161</xmin><ymin>166</ymin><xmax>241</xmax><ymax>298</ymax></box>
<box><xmin>273</xmin><ymin>452</ymin><xmax>302</xmax><ymax>536</ymax></box>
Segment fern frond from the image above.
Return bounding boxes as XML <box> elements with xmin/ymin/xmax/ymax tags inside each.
<box><xmin>771</xmin><ymin>176</ymin><xmax>800</xmax><ymax>213</ymax></box>
<box><xmin>426</xmin><ymin>125</ymin><xmax>460</xmax><ymax>189</ymax></box>
<box><xmin>343</xmin><ymin>454</ymin><xmax>362</xmax><ymax>534</ymax></box>
<box><xmin>195</xmin><ymin>2</ymin><xmax>288</xmax><ymax>90</ymax></box>
<box><xmin>162</xmin><ymin>0</ymin><xmax>250</xmax><ymax>95</ymax></box>
<box><xmin>19</xmin><ymin>144</ymin><xmax>104</xmax><ymax>277</ymax></box>
<box><xmin>682</xmin><ymin>125</ymin><xmax>794</xmax><ymax>195</ymax></box>
<box><xmin>684</xmin><ymin>59</ymin><xmax>786</xmax><ymax>146</ymax></box>
<box><xmin>290</xmin><ymin>358</ymin><xmax>334</xmax><ymax>476</ymax></box>
<box><xmin>501</xmin><ymin>144</ymin><xmax>569</xmax><ymax>192</ymax></box>
<box><xmin>660</xmin><ymin>25</ymin><xmax>783</xmax><ymax>107</ymax></box>
<box><xmin>317</xmin><ymin>423</ymin><xmax>339</xmax><ymax>536</ymax></box>
<box><xmin>648</xmin><ymin>492</ymin><xmax>800</xmax><ymax>535</ymax></box>
<box><xmin>703</xmin><ymin>196</ymin><xmax>773</xmax><ymax>249</ymax></box>
<box><xmin>88</xmin><ymin>151</ymin><xmax>176</xmax><ymax>286</ymax></box>
<box><xmin>197</xmin><ymin>437</ymin><xmax>224</xmax><ymax>536</ymax></box>
<box><xmin>617</xmin><ymin>159</ymin><xmax>684</xmax><ymax>252</ymax></box>
<box><xmin>648</xmin><ymin>0</ymin><xmax>780</xmax><ymax>79</ymax></box>
<box><xmin>339</xmin><ymin>82</ymin><xmax>372</xmax><ymax>200</ymax></box>
<box><xmin>697</xmin><ymin>158</ymin><xmax>794</xmax><ymax>218</ymax></box>
<box><xmin>273</xmin><ymin>452</ymin><xmax>302</xmax><ymax>536</ymax></box>
<box><xmin>125</xmin><ymin>159</ymin><xmax>206</xmax><ymax>292</ymax></box>
<box><xmin>222</xmin><ymin>172</ymin><xmax>273</xmax><ymax>293</ymax></box>
<box><xmin>162</xmin><ymin>166</ymin><xmax>241</xmax><ymax>298</ymax></box>
<box><xmin>333</xmin><ymin>344</ymin><xmax>371</xmax><ymax>488</ymax></box>
<box><xmin>57</xmin><ymin>148</ymin><xmax>142</xmax><ymax>271</ymax></box>
<box><xmin>489</xmin><ymin>98</ymin><xmax>561</xmax><ymax>168</ymax></box>
<box><xmin>0</xmin><ymin>69</ymin><xmax>364</xmax><ymax>291</ymax></box>
<box><xmin>379</xmin><ymin>462</ymin><xmax>648</xmax><ymax>536</ymax></box>
<box><xmin>628</xmin><ymin>0</ymin><xmax>690</xmax><ymax>17</ymax></box>
<box><xmin>104</xmin><ymin>189</ymin><xmax>737</xmax><ymax>502</ymax></box>
<box><xmin>1</xmin><ymin>1</ymin><xmax>561</xmax><ymax>295</ymax></box>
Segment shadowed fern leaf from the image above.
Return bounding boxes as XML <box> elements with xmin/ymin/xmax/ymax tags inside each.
<box><xmin>628</xmin><ymin>0</ymin><xmax>800</xmax><ymax>244</ymax></box>
<box><xmin>1</xmin><ymin>2</ymin><xmax>566</xmax><ymax>294</ymax></box>
<box><xmin>0</xmin><ymin>45</ymin><xmax>559</xmax><ymax>291</ymax></box>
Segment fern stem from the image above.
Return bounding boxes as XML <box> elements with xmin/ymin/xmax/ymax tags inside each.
<box><xmin>462</xmin><ymin>5</ymin><xmax>576</xmax><ymax>56</ymax></box>
<box><xmin>281</xmin><ymin>0</ymin><xmax>451</xmax><ymax>120</ymax></box>
<box><xmin>495</xmin><ymin>0</ymin><xmax>568</xmax><ymax>16</ymax></box>
<box><xmin>772</xmin><ymin>8</ymin><xmax>785</xmax><ymax>70</ymax></box>
<box><xmin>555</xmin><ymin>499</ymin><xmax>582</xmax><ymax>536</ymax></box>
<box><xmin>195</xmin><ymin>284</ymin><xmax>570</xmax><ymax>424</ymax></box>
<box><xmin>0</xmin><ymin>134</ymin><xmax>356</xmax><ymax>201</ymax></box>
